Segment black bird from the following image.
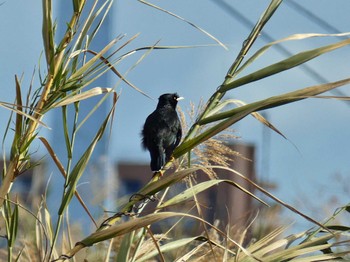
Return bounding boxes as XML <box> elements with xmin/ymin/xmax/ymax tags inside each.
<box><xmin>142</xmin><ymin>93</ymin><xmax>183</xmax><ymax>173</ymax></box>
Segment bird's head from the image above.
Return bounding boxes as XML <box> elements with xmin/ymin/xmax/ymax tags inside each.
<box><xmin>157</xmin><ymin>93</ymin><xmax>184</xmax><ymax>109</ymax></box>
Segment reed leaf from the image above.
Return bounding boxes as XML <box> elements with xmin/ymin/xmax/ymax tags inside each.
<box><xmin>0</xmin><ymin>159</ymin><xmax>17</xmax><ymax>208</ymax></box>
<box><xmin>174</xmin><ymin>77</ymin><xmax>350</xmax><ymax>157</ymax></box>
<box><xmin>38</xmin><ymin>136</ymin><xmax>97</xmax><ymax>226</ymax></box>
<box><xmin>157</xmin><ymin>179</ymin><xmax>267</xmax><ymax>210</ymax></box>
<box><xmin>226</xmin><ymin>0</ymin><xmax>283</xmax><ymax>79</ymax></box>
<box><xmin>10</xmin><ymin>76</ymin><xmax>23</xmax><ymax>159</ymax></box>
<box><xmin>222</xmin><ymin>38</ymin><xmax>350</xmax><ymax>92</ymax></box>
<box><xmin>235</xmin><ymin>32</ymin><xmax>350</xmax><ymax>77</ymax></box>
<box><xmin>116</xmin><ymin>232</ymin><xmax>134</xmax><ymax>262</ymax></box>
<box><xmin>68</xmin><ymin>0</ymin><xmax>113</xmax><ymax>73</ymax></box>
<box><xmin>136</xmin><ymin>236</ymin><xmax>206</xmax><ymax>262</ymax></box>
<box><xmin>237</xmin><ymin>228</ymin><xmax>349</xmax><ymax>262</ymax></box>
<box><xmin>261</xmin><ymin>233</ymin><xmax>342</xmax><ymax>261</ymax></box>
<box><xmin>58</xmin><ymin>101</ymin><xmax>116</xmax><ymax>215</ymax></box>
<box><xmin>180</xmin><ymin>0</ymin><xmax>283</xmax><ymax>146</ymax></box>
<box><xmin>60</xmin><ymin>212</ymin><xmax>195</xmax><ymax>259</ymax></box>
<box><xmin>52</xmin><ymin>87</ymin><xmax>114</xmax><ymax>107</ymax></box>
<box><xmin>138</xmin><ymin>0</ymin><xmax>227</xmax><ymax>50</ymax></box>
<box><xmin>42</xmin><ymin>0</ymin><xmax>54</xmax><ymax>71</ymax></box>
<box><xmin>96</xmin><ymin>167</ymin><xmax>202</xmax><ymax>232</ymax></box>
<box><xmin>68</xmin><ymin>37</ymin><xmax>120</xmax><ymax>81</ymax></box>
<box><xmin>9</xmin><ymin>197</ymin><xmax>19</xmax><ymax>248</ymax></box>
<box><xmin>138</xmin><ymin>167</ymin><xmax>201</xmax><ymax>197</ymax></box>
<box><xmin>61</xmin><ymin>211</ymin><xmax>252</xmax><ymax>260</ymax></box>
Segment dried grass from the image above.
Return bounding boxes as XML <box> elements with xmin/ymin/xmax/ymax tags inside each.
<box><xmin>178</xmin><ymin>100</ymin><xmax>249</xmax><ymax>180</ymax></box>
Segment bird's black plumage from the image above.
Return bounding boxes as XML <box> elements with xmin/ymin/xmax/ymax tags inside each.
<box><xmin>142</xmin><ymin>93</ymin><xmax>183</xmax><ymax>172</ymax></box>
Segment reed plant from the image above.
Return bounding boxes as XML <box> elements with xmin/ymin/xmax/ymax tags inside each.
<box><xmin>1</xmin><ymin>0</ymin><xmax>350</xmax><ymax>261</ymax></box>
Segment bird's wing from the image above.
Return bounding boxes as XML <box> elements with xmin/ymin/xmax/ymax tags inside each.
<box><xmin>174</xmin><ymin>120</ymin><xmax>182</xmax><ymax>147</ymax></box>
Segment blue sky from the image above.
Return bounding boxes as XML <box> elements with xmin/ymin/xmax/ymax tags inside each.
<box><xmin>1</xmin><ymin>0</ymin><xmax>350</xmax><ymax>229</ymax></box>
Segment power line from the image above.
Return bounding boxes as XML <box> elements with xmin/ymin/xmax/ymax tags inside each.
<box><xmin>285</xmin><ymin>0</ymin><xmax>346</xmax><ymax>39</ymax></box>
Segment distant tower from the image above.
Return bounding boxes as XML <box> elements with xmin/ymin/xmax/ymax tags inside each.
<box><xmin>47</xmin><ymin>2</ymin><xmax>116</xmax><ymax>223</ymax></box>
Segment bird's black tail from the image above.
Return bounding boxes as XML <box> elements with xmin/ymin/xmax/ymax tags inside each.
<box><xmin>150</xmin><ymin>147</ymin><xmax>165</xmax><ymax>172</ymax></box>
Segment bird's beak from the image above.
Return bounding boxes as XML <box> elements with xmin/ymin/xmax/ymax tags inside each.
<box><xmin>176</xmin><ymin>97</ymin><xmax>184</xmax><ymax>101</ymax></box>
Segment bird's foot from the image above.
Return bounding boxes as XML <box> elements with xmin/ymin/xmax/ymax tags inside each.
<box><xmin>162</xmin><ymin>156</ymin><xmax>176</xmax><ymax>172</ymax></box>
<box><xmin>153</xmin><ymin>170</ymin><xmax>164</xmax><ymax>178</ymax></box>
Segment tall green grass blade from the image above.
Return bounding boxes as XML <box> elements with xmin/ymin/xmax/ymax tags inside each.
<box><xmin>174</xmin><ymin>77</ymin><xmax>350</xmax><ymax>157</ymax></box>
<box><xmin>76</xmin><ymin>91</ymin><xmax>117</xmax><ymax>133</ymax></box>
<box><xmin>138</xmin><ymin>0</ymin><xmax>227</xmax><ymax>50</ymax></box>
<box><xmin>203</xmin><ymin>77</ymin><xmax>350</xmax><ymax>125</ymax></box>
<box><xmin>244</xmin><ymin>226</ymin><xmax>291</xmax><ymax>255</ymax></box>
<box><xmin>69</xmin><ymin>37</ymin><xmax>120</xmax><ymax>80</ymax></box>
<box><xmin>239</xmin><ymin>228</ymin><xmax>350</xmax><ymax>261</ymax></box>
<box><xmin>68</xmin><ymin>0</ymin><xmax>113</xmax><ymax>73</ymax></box>
<box><xmin>38</xmin><ymin>136</ymin><xmax>97</xmax><ymax>226</ymax></box>
<box><xmin>36</xmin><ymin>202</ymin><xmax>48</xmax><ymax>260</ymax></box>
<box><xmin>89</xmin><ymin>0</ymin><xmax>113</xmax><ymax>43</ymax></box>
<box><xmin>61</xmin><ymin>105</ymin><xmax>73</xmax><ymax>161</ymax></box>
<box><xmin>138</xmin><ymin>167</ymin><xmax>202</xmax><ymax>197</ymax></box>
<box><xmin>10</xmin><ymin>76</ymin><xmax>23</xmax><ymax>159</ymax></box>
<box><xmin>0</xmin><ymin>160</ymin><xmax>17</xmax><ymax>208</ymax></box>
<box><xmin>0</xmin><ymin>103</ymin><xmax>46</xmax><ymax>128</ymax></box>
<box><xmin>52</xmin><ymin>87</ymin><xmax>114</xmax><ymax>107</ymax></box>
<box><xmin>78</xmin><ymin>213</ymin><xmax>209</xmax><ymax>248</ymax></box>
<box><xmin>206</xmin><ymin>98</ymin><xmax>287</xmax><ymax>139</ymax></box>
<box><xmin>96</xmin><ymin>167</ymin><xmax>202</xmax><ymax>233</ymax></box>
<box><xmin>58</xmin><ymin>102</ymin><xmax>116</xmax><ymax>215</ymax></box>
<box><xmin>136</xmin><ymin>236</ymin><xmax>204</xmax><ymax>262</ymax></box>
<box><xmin>79</xmin><ymin>213</ymin><xmax>194</xmax><ymax>249</ymax></box>
<box><xmin>116</xmin><ymin>232</ymin><xmax>134</xmax><ymax>262</ymax></box>
<box><xmin>292</xmin><ymin>253</ymin><xmax>349</xmax><ymax>262</ymax></box>
<box><xmin>9</xmin><ymin>197</ymin><xmax>19</xmax><ymax>248</ymax></box>
<box><xmin>226</xmin><ymin>0</ymin><xmax>283</xmax><ymax>79</ymax></box>
<box><xmin>157</xmin><ymin>179</ymin><xmax>267</xmax><ymax>209</ymax></box>
<box><xmin>181</xmin><ymin>0</ymin><xmax>283</xmax><ymax>144</ymax></box>
<box><xmin>42</xmin><ymin>0</ymin><xmax>55</xmax><ymax>71</ymax></box>
<box><xmin>72</xmin><ymin>0</ymin><xmax>85</xmax><ymax>13</ymax></box>
<box><xmin>235</xmin><ymin>32</ymin><xmax>350</xmax><ymax>77</ymax></box>
<box><xmin>261</xmin><ymin>233</ymin><xmax>338</xmax><ymax>261</ymax></box>
<box><xmin>222</xmin><ymin>38</ymin><xmax>350</xmax><ymax>92</ymax></box>
<box><xmin>85</xmin><ymin>48</ymin><xmax>150</xmax><ymax>98</ymax></box>
<box><xmin>302</xmin><ymin>202</ymin><xmax>350</xmax><ymax>243</ymax></box>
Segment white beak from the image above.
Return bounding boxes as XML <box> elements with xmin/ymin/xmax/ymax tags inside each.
<box><xmin>176</xmin><ymin>97</ymin><xmax>184</xmax><ymax>101</ymax></box>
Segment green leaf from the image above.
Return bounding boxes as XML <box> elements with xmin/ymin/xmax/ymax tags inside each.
<box><xmin>262</xmin><ymin>233</ymin><xmax>336</xmax><ymax>261</ymax></box>
<box><xmin>136</xmin><ymin>236</ymin><xmax>204</xmax><ymax>262</ymax></box>
<box><xmin>157</xmin><ymin>179</ymin><xmax>267</xmax><ymax>209</ymax></box>
<box><xmin>116</xmin><ymin>232</ymin><xmax>134</xmax><ymax>262</ymax></box>
<box><xmin>69</xmin><ymin>37</ymin><xmax>120</xmax><ymax>80</ymax></box>
<box><xmin>235</xmin><ymin>32</ymin><xmax>350</xmax><ymax>77</ymax></box>
<box><xmin>9</xmin><ymin>198</ymin><xmax>19</xmax><ymax>247</ymax></box>
<box><xmin>225</xmin><ymin>0</ymin><xmax>283</xmax><ymax>78</ymax></box>
<box><xmin>138</xmin><ymin>167</ymin><xmax>201</xmax><ymax>197</ymax></box>
<box><xmin>138</xmin><ymin>0</ymin><xmax>227</xmax><ymax>50</ymax></box>
<box><xmin>58</xmin><ymin>102</ymin><xmax>116</xmax><ymax>215</ymax></box>
<box><xmin>52</xmin><ymin>87</ymin><xmax>114</xmax><ymax>107</ymax></box>
<box><xmin>174</xmin><ymin>77</ymin><xmax>350</xmax><ymax>157</ymax></box>
<box><xmin>0</xmin><ymin>161</ymin><xmax>17</xmax><ymax>208</ymax></box>
<box><xmin>42</xmin><ymin>0</ymin><xmax>55</xmax><ymax>71</ymax></box>
<box><xmin>11</xmin><ymin>76</ymin><xmax>23</xmax><ymax>159</ymax></box>
<box><xmin>80</xmin><ymin>212</ymin><xmax>191</xmax><ymax>247</ymax></box>
<box><xmin>222</xmin><ymin>37</ymin><xmax>350</xmax><ymax>92</ymax></box>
